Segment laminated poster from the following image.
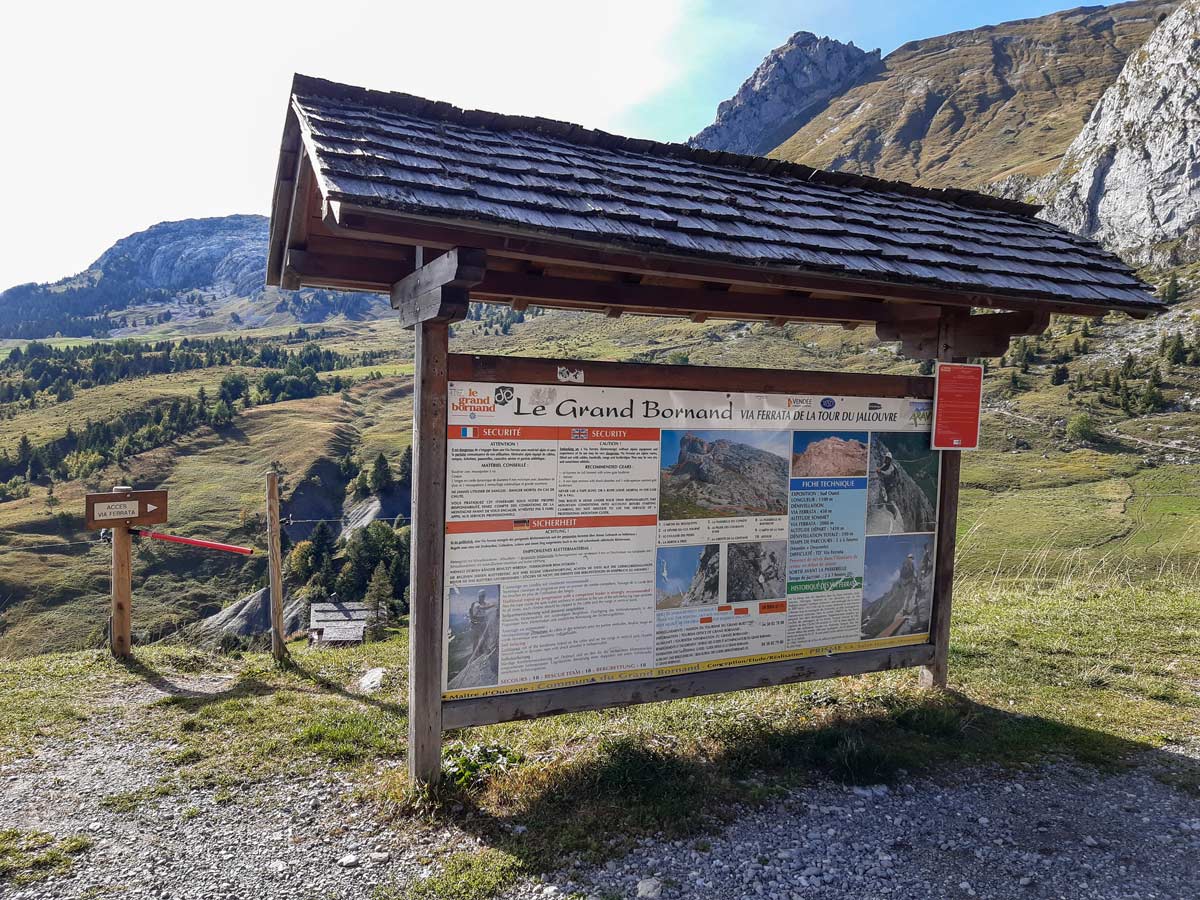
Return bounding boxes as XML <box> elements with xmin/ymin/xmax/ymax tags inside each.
<box><xmin>441</xmin><ymin>382</ymin><xmax>940</xmax><ymax>699</ymax></box>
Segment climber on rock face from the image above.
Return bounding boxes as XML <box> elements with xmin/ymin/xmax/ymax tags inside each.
<box><xmin>877</xmin><ymin>449</ymin><xmax>903</xmax><ymax>523</ymax></box>
<box><xmin>468</xmin><ymin>589</ymin><xmax>498</xmax><ymax>659</ymax></box>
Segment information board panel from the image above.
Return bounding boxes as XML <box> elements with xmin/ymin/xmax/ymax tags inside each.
<box><xmin>442</xmin><ymin>380</ymin><xmax>940</xmax><ymax>699</ymax></box>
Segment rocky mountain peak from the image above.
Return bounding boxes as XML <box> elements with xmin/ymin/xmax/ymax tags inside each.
<box><xmin>92</xmin><ymin>215</ymin><xmax>270</xmax><ymax>298</ymax></box>
<box><xmin>690</xmin><ymin>32</ymin><xmax>882</xmax><ymax>157</ymax></box>
<box><xmin>1040</xmin><ymin>0</ymin><xmax>1200</xmax><ymax>265</ymax></box>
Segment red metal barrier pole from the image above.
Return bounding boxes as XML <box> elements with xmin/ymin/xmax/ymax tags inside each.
<box><xmin>131</xmin><ymin>529</ymin><xmax>255</xmax><ymax>556</ymax></box>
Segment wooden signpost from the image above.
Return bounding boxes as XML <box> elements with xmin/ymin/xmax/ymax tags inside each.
<box><xmin>84</xmin><ymin>487</ymin><xmax>255</xmax><ymax>658</ymax></box>
<box><xmin>265</xmin><ymin>471</ymin><xmax>288</xmax><ymax>662</ymax></box>
<box><xmin>85</xmin><ymin>487</ymin><xmax>169</xmax><ymax>658</ymax></box>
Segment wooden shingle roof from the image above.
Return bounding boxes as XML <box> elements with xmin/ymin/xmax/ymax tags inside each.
<box><xmin>279</xmin><ymin>74</ymin><xmax>1159</xmax><ymax>316</ymax></box>
<box><xmin>309</xmin><ymin>601</ymin><xmax>369</xmax><ymax>627</ymax></box>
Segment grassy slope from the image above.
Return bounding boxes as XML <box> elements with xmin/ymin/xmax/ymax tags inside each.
<box><xmin>0</xmin><ymin>367</ymin><xmax>244</xmax><ymax>457</ymax></box>
<box><xmin>3</xmin><ymin>279</ymin><xmax>1198</xmax><ymax>657</ymax></box>
<box><xmin>0</xmin><ymin>394</ymin><xmax>356</xmax><ymax>656</ymax></box>
<box><xmin>770</xmin><ymin>0</ymin><xmax>1174</xmax><ymax>187</ymax></box>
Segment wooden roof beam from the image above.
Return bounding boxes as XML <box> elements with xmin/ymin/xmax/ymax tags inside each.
<box><xmin>325</xmin><ymin>204</ymin><xmax>1132</xmax><ymax>319</ymax></box>
<box><xmin>469</xmin><ymin>270</ymin><xmax>936</xmax><ymax>325</ymax></box>
<box><xmin>390</xmin><ymin>247</ymin><xmax>486</xmax><ymax>328</ymax></box>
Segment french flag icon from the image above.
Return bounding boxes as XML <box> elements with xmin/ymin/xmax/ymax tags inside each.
<box><xmin>460</xmin><ymin>427</ymin><xmax>474</xmax><ymax>438</ymax></box>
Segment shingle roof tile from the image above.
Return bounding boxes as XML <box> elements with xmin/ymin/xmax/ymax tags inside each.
<box><xmin>288</xmin><ymin>76</ymin><xmax>1160</xmax><ymax>313</ymax></box>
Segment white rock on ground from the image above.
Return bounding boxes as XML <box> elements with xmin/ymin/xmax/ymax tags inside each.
<box><xmin>358</xmin><ymin>667</ymin><xmax>386</xmax><ymax>694</ymax></box>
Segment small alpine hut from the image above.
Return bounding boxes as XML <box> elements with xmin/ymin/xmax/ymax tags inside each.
<box><xmin>265</xmin><ymin>74</ymin><xmax>1161</xmax><ymax>783</ymax></box>
<box><xmin>308</xmin><ymin>599</ymin><xmax>370</xmax><ymax>647</ymax></box>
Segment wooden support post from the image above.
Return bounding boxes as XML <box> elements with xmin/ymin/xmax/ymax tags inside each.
<box><xmin>266</xmin><ymin>470</ymin><xmax>287</xmax><ymax>662</ymax></box>
<box><xmin>408</xmin><ymin>317</ymin><xmax>452</xmax><ymax>786</ymax></box>
<box><xmin>110</xmin><ymin>522</ymin><xmax>132</xmax><ymax>659</ymax></box>
<box><xmin>920</xmin><ymin>449</ymin><xmax>961</xmax><ymax>690</ymax></box>
<box><xmin>921</xmin><ymin>312</ymin><xmax>966</xmax><ymax>690</ymax></box>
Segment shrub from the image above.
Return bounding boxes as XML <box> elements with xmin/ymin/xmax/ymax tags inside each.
<box><xmin>1066</xmin><ymin>412</ymin><xmax>1099</xmax><ymax>443</ymax></box>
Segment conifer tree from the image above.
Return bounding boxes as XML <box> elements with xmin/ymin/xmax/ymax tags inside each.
<box><xmin>363</xmin><ymin>561</ymin><xmax>393</xmax><ymax>638</ymax></box>
<box><xmin>368</xmin><ymin>452</ymin><xmax>393</xmax><ymax>494</ymax></box>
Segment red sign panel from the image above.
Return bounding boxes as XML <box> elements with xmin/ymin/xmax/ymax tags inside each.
<box><xmin>931</xmin><ymin>363</ymin><xmax>984</xmax><ymax>450</ymax></box>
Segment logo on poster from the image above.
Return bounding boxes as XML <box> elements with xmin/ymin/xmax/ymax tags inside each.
<box><xmin>908</xmin><ymin>400</ymin><xmax>933</xmax><ymax>428</ymax></box>
<box><xmin>494</xmin><ymin>386</ymin><xmax>515</xmax><ymax>406</ymax></box>
<box><xmin>820</xmin><ymin>397</ymin><xmax>837</xmax><ymax>410</ymax></box>
<box><xmin>450</xmin><ymin>387</ymin><xmax>497</xmax><ymax>416</ymax></box>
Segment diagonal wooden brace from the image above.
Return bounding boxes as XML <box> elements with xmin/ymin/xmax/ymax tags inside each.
<box><xmin>390</xmin><ymin>247</ymin><xmax>486</xmax><ymax>328</ymax></box>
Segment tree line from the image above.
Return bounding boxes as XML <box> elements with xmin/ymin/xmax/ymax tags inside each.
<box><xmin>0</xmin><ymin>334</ymin><xmax>383</xmax><ymax>407</ymax></box>
<box><xmin>0</xmin><ymin>361</ymin><xmax>354</xmax><ymax>493</ymax></box>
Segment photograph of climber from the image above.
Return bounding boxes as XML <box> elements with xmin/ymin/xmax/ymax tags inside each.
<box><xmin>866</xmin><ymin>432</ymin><xmax>940</xmax><ymax>534</ymax></box>
<box><xmin>446</xmin><ymin>583</ymin><xmax>501</xmax><ymax>690</ymax></box>
<box><xmin>861</xmin><ymin>533</ymin><xmax>935</xmax><ymax>640</ymax></box>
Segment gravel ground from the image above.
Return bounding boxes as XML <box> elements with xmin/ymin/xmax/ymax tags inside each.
<box><xmin>0</xmin><ymin>676</ymin><xmax>461</xmax><ymax>900</ymax></box>
<box><xmin>504</xmin><ymin>759</ymin><xmax>1200</xmax><ymax>900</ymax></box>
<box><xmin>3</xmin><ymin>675</ymin><xmax>1198</xmax><ymax>899</ymax></box>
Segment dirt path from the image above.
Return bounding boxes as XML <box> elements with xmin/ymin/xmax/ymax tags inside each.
<box><xmin>0</xmin><ymin>675</ymin><xmax>463</xmax><ymax>900</ymax></box>
<box><xmin>503</xmin><ymin>758</ymin><xmax>1200</xmax><ymax>900</ymax></box>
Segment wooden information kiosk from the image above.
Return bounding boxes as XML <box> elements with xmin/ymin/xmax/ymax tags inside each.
<box><xmin>265</xmin><ymin>75</ymin><xmax>1160</xmax><ymax>784</ymax></box>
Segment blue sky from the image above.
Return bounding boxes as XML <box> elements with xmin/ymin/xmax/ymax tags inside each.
<box><xmin>619</xmin><ymin>0</ymin><xmax>1097</xmax><ymax>141</ymax></box>
<box><xmin>657</xmin><ymin>545</ymin><xmax>709</xmax><ymax>596</ymax></box>
<box><xmin>2</xmin><ymin>0</ymin><xmax>1119</xmax><ymax>289</ymax></box>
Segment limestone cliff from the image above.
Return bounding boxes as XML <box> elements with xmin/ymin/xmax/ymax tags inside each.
<box><xmin>1040</xmin><ymin>0</ymin><xmax>1200</xmax><ymax>265</ymax></box>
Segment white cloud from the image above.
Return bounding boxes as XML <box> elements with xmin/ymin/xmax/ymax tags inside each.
<box><xmin>0</xmin><ymin>0</ymin><xmax>690</xmax><ymax>288</ymax></box>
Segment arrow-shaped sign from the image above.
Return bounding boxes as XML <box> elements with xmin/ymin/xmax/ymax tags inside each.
<box><xmin>84</xmin><ymin>489</ymin><xmax>168</xmax><ymax>530</ymax></box>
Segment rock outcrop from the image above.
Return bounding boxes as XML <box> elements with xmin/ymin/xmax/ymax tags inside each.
<box><xmin>690</xmin><ymin>33</ymin><xmax>881</xmax><ymax>157</ymax></box>
<box><xmin>0</xmin><ymin>215</ymin><xmax>385</xmax><ymax>339</ymax></box>
<box><xmin>661</xmin><ymin>434</ymin><xmax>789</xmax><ymax>517</ymax></box>
<box><xmin>187</xmin><ymin>587</ymin><xmax>308</xmax><ymax>647</ymax></box>
<box><xmin>680</xmin><ymin>544</ymin><xmax>721</xmax><ymax>606</ymax></box>
<box><xmin>93</xmin><ymin>215</ymin><xmax>270</xmax><ymax>299</ymax></box>
<box><xmin>1040</xmin><ymin>0</ymin><xmax>1200</xmax><ymax>265</ymax></box>
<box><xmin>791</xmin><ymin>436</ymin><xmax>868</xmax><ymax>477</ymax></box>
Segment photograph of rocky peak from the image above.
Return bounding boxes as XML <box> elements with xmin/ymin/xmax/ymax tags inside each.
<box><xmin>866</xmin><ymin>433</ymin><xmax>940</xmax><ymax>535</ymax></box>
<box><xmin>659</xmin><ymin>430</ymin><xmax>790</xmax><ymax>520</ymax></box>
<box><xmin>861</xmin><ymin>533</ymin><xmax>935</xmax><ymax>640</ymax></box>
<box><xmin>727</xmin><ymin>540</ymin><xmax>788</xmax><ymax>603</ymax></box>
<box><xmin>791</xmin><ymin>431</ymin><xmax>869</xmax><ymax>477</ymax></box>
<box><xmin>656</xmin><ymin>544</ymin><xmax>721</xmax><ymax>609</ymax></box>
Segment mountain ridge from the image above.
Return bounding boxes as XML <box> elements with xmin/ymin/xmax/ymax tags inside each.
<box><xmin>767</xmin><ymin>0</ymin><xmax>1177</xmax><ymax>188</ymax></box>
<box><xmin>0</xmin><ymin>215</ymin><xmax>382</xmax><ymax>340</ymax></box>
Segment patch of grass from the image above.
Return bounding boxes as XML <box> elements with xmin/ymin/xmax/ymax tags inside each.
<box><xmin>402</xmin><ymin>849</ymin><xmax>522</xmax><ymax>900</ymax></box>
<box><xmin>0</xmin><ymin>651</ymin><xmax>120</xmax><ymax>762</ymax></box>
<box><xmin>99</xmin><ymin>780</ymin><xmax>176</xmax><ymax>813</ymax></box>
<box><xmin>294</xmin><ymin>708</ymin><xmax>406</xmax><ymax>762</ymax></box>
<box><xmin>0</xmin><ymin>828</ymin><xmax>92</xmax><ymax>884</ymax></box>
